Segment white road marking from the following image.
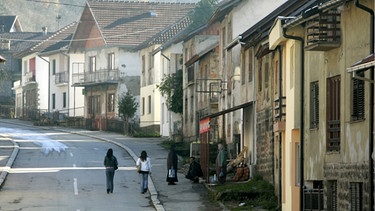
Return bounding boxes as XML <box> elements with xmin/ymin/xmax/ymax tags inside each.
<box><xmin>70</xmin><ymin>152</ymin><xmax>74</xmax><ymax>157</ymax></box>
<box><xmin>74</xmin><ymin>178</ymin><xmax>78</xmax><ymax>195</ymax></box>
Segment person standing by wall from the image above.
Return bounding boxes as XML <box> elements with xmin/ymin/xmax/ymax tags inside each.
<box><xmin>136</xmin><ymin>150</ymin><xmax>151</xmax><ymax>194</ymax></box>
<box><xmin>166</xmin><ymin>145</ymin><xmax>178</xmax><ymax>185</ymax></box>
<box><xmin>104</xmin><ymin>148</ymin><xmax>118</xmax><ymax>194</ymax></box>
<box><xmin>216</xmin><ymin>143</ymin><xmax>227</xmax><ymax>184</ymax></box>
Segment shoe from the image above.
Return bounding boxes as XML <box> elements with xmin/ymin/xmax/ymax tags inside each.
<box><xmin>144</xmin><ymin>188</ymin><xmax>147</xmax><ymax>192</ymax></box>
<box><xmin>107</xmin><ymin>189</ymin><xmax>110</xmax><ymax>194</ymax></box>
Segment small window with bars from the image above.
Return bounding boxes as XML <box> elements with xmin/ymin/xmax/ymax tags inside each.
<box><xmin>310</xmin><ymin>81</ymin><xmax>319</xmax><ymax>129</ymax></box>
<box><xmin>350</xmin><ymin>182</ymin><xmax>362</xmax><ymax>211</ymax></box>
<box><xmin>351</xmin><ymin>72</ymin><xmax>365</xmax><ymax>121</ymax></box>
<box><xmin>327</xmin><ymin>180</ymin><xmax>337</xmax><ymax>211</ymax></box>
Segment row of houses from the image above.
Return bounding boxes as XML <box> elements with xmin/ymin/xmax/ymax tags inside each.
<box><xmin>0</xmin><ymin>0</ymin><xmax>374</xmax><ymax>210</ymax></box>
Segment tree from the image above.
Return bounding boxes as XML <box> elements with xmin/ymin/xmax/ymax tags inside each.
<box><xmin>157</xmin><ymin>69</ymin><xmax>183</xmax><ymax>114</ymax></box>
<box><xmin>187</xmin><ymin>0</ymin><xmax>218</xmax><ymax>30</ymax></box>
<box><xmin>118</xmin><ymin>92</ymin><xmax>138</xmax><ymax>122</ymax></box>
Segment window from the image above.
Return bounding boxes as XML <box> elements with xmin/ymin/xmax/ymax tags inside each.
<box><xmin>350</xmin><ymin>182</ymin><xmax>362</xmax><ymax>211</ymax></box>
<box><xmin>327</xmin><ymin>76</ymin><xmax>340</xmax><ymax>152</ymax></box>
<box><xmin>89</xmin><ymin>56</ymin><xmax>96</xmax><ymax>72</ymax></box>
<box><xmin>63</xmin><ymin>92</ymin><xmax>66</xmax><ymax>108</ymax></box>
<box><xmin>142</xmin><ymin>55</ymin><xmax>145</xmax><ymax>73</ymax></box>
<box><xmin>241</xmin><ymin>52</ymin><xmax>245</xmax><ymax>85</ymax></box>
<box><xmin>148</xmin><ymin>95</ymin><xmax>151</xmax><ymax>114</ymax></box>
<box><xmin>295</xmin><ymin>143</ymin><xmax>300</xmax><ymax>186</ymax></box>
<box><xmin>187</xmin><ymin>65</ymin><xmax>194</xmax><ymax>83</ymax></box>
<box><xmin>327</xmin><ymin>180</ymin><xmax>337</xmax><ymax>211</ymax></box>
<box><xmin>310</xmin><ymin>81</ymin><xmax>319</xmax><ymax>129</ymax></box>
<box><xmin>184</xmin><ymin>98</ymin><xmax>188</xmax><ymax>123</ymax></box>
<box><xmin>108</xmin><ymin>93</ymin><xmax>115</xmax><ymax>112</ymax></box>
<box><xmin>351</xmin><ymin>73</ymin><xmax>365</xmax><ymax>121</ymax></box>
<box><xmin>248</xmin><ymin>48</ymin><xmax>253</xmax><ymax>82</ymax></box>
<box><xmin>265</xmin><ymin>55</ymin><xmax>269</xmax><ymax>88</ymax></box>
<box><xmin>52</xmin><ymin>93</ymin><xmax>56</xmax><ymax>109</ymax></box>
<box><xmin>258</xmin><ymin>59</ymin><xmax>262</xmax><ymax>92</ymax></box>
<box><xmin>142</xmin><ymin>97</ymin><xmax>145</xmax><ymax>115</ymax></box>
<box><xmin>88</xmin><ymin>96</ymin><xmax>100</xmax><ymax>114</ymax></box>
<box><xmin>52</xmin><ymin>59</ymin><xmax>56</xmax><ymax>75</ymax></box>
<box><xmin>149</xmin><ymin>53</ymin><xmax>154</xmax><ymax>69</ymax></box>
<box><xmin>108</xmin><ymin>53</ymin><xmax>115</xmax><ymax>70</ymax></box>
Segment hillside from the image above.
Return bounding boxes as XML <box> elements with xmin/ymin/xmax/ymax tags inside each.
<box><xmin>0</xmin><ymin>0</ymin><xmax>85</xmax><ymax>32</ymax></box>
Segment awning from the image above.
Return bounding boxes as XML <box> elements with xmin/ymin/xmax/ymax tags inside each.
<box><xmin>347</xmin><ymin>54</ymin><xmax>375</xmax><ymax>73</ymax></box>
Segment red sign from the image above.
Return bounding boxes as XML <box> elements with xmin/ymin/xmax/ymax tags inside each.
<box><xmin>200</xmin><ymin>118</ymin><xmax>210</xmax><ymax>134</ymax></box>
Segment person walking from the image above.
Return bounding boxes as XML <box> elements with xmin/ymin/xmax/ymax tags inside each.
<box><xmin>216</xmin><ymin>143</ymin><xmax>227</xmax><ymax>184</ymax></box>
<box><xmin>185</xmin><ymin>156</ymin><xmax>203</xmax><ymax>183</ymax></box>
<box><xmin>104</xmin><ymin>148</ymin><xmax>118</xmax><ymax>194</ymax></box>
<box><xmin>166</xmin><ymin>145</ymin><xmax>178</xmax><ymax>185</ymax></box>
<box><xmin>136</xmin><ymin>150</ymin><xmax>151</xmax><ymax>194</ymax></box>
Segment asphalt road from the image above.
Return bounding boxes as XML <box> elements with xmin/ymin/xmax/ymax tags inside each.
<box><xmin>0</xmin><ymin>119</ymin><xmax>225</xmax><ymax>211</ymax></box>
<box><xmin>0</xmin><ymin>123</ymin><xmax>154</xmax><ymax>211</ymax></box>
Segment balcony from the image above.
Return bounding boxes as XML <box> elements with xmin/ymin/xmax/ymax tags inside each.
<box><xmin>273</xmin><ymin>96</ymin><xmax>286</xmax><ymax>132</ymax></box>
<box><xmin>72</xmin><ymin>69</ymin><xmax>119</xmax><ymax>86</ymax></box>
<box><xmin>305</xmin><ymin>10</ymin><xmax>341</xmax><ymax>51</ymax></box>
<box><xmin>25</xmin><ymin>71</ymin><xmax>35</xmax><ymax>84</ymax></box>
<box><xmin>55</xmin><ymin>71</ymin><xmax>68</xmax><ymax>86</ymax></box>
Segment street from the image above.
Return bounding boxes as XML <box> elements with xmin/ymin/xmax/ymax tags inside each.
<box><xmin>0</xmin><ymin>119</ymin><xmax>224</xmax><ymax>211</ymax></box>
<box><xmin>0</xmin><ymin>122</ymin><xmax>154</xmax><ymax>211</ymax></box>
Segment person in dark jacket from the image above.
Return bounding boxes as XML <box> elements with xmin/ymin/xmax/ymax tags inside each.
<box><xmin>185</xmin><ymin>156</ymin><xmax>203</xmax><ymax>183</ymax></box>
<box><xmin>104</xmin><ymin>148</ymin><xmax>118</xmax><ymax>194</ymax></box>
<box><xmin>166</xmin><ymin>145</ymin><xmax>178</xmax><ymax>185</ymax></box>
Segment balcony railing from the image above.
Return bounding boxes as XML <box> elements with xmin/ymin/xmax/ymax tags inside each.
<box><xmin>72</xmin><ymin>69</ymin><xmax>119</xmax><ymax>85</ymax></box>
<box><xmin>274</xmin><ymin>96</ymin><xmax>286</xmax><ymax>121</ymax></box>
<box><xmin>55</xmin><ymin>71</ymin><xmax>68</xmax><ymax>84</ymax></box>
<box><xmin>25</xmin><ymin>71</ymin><xmax>35</xmax><ymax>83</ymax></box>
<box><xmin>305</xmin><ymin>10</ymin><xmax>341</xmax><ymax>51</ymax></box>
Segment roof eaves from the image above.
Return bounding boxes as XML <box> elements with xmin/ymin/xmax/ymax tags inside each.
<box><xmin>241</xmin><ymin>0</ymin><xmax>311</xmax><ymax>43</ymax></box>
<box><xmin>283</xmin><ymin>0</ymin><xmax>347</xmax><ymax>29</ymax></box>
<box><xmin>208</xmin><ymin>0</ymin><xmax>241</xmax><ymax>24</ymax></box>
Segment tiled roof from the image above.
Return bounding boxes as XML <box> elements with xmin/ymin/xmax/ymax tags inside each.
<box><xmin>35</xmin><ymin>22</ymin><xmax>77</xmax><ymax>55</ymax></box>
<box><xmin>141</xmin><ymin>15</ymin><xmax>191</xmax><ymax>49</ymax></box>
<box><xmin>15</xmin><ymin>22</ymin><xmax>77</xmax><ymax>58</ymax></box>
<box><xmin>0</xmin><ymin>16</ymin><xmax>22</xmax><ymax>32</ymax></box>
<box><xmin>79</xmin><ymin>0</ymin><xmax>196</xmax><ymax>49</ymax></box>
<box><xmin>0</xmin><ymin>32</ymin><xmax>49</xmax><ymax>54</ymax></box>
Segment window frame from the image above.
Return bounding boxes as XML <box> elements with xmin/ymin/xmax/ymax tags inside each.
<box><xmin>351</xmin><ymin>72</ymin><xmax>365</xmax><ymax>121</ymax></box>
<box><xmin>310</xmin><ymin>81</ymin><xmax>319</xmax><ymax>129</ymax></box>
<box><xmin>326</xmin><ymin>75</ymin><xmax>341</xmax><ymax>152</ymax></box>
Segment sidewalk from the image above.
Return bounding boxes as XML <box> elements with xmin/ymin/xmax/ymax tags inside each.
<box><xmin>0</xmin><ymin>119</ymin><xmax>223</xmax><ymax>211</ymax></box>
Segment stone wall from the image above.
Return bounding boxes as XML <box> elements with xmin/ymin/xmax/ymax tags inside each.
<box><xmin>324</xmin><ymin>162</ymin><xmax>369</xmax><ymax>210</ymax></box>
<box><xmin>256</xmin><ymin>108</ymin><xmax>274</xmax><ymax>184</ymax></box>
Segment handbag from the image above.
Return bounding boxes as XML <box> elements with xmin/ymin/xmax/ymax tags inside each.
<box><xmin>168</xmin><ymin>168</ymin><xmax>176</xmax><ymax>178</ymax></box>
<box><xmin>136</xmin><ymin>163</ymin><xmax>141</xmax><ymax>172</ymax></box>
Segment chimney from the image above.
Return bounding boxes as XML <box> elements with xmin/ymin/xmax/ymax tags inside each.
<box><xmin>42</xmin><ymin>27</ymin><xmax>48</xmax><ymax>36</ymax></box>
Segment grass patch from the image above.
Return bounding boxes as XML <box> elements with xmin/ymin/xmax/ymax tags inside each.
<box><xmin>209</xmin><ymin>176</ymin><xmax>279</xmax><ymax>210</ymax></box>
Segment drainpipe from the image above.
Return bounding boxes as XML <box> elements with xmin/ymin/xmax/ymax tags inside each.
<box><xmin>277</xmin><ymin>45</ymin><xmax>283</xmax><ymax>208</ymax></box>
<box><xmin>282</xmin><ymin>27</ymin><xmax>304</xmax><ymax>211</ymax></box>
<box><xmin>355</xmin><ymin>1</ymin><xmax>374</xmax><ymax>210</ymax></box>
<box><xmin>62</xmin><ymin>52</ymin><xmax>70</xmax><ymax>116</ymax></box>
